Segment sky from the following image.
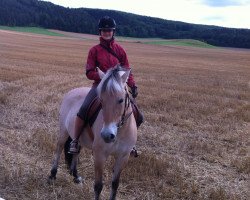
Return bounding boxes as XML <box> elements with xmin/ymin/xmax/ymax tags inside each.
<box><xmin>41</xmin><ymin>0</ymin><xmax>250</xmax><ymax>29</ymax></box>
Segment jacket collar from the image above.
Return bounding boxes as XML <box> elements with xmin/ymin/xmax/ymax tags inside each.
<box><xmin>100</xmin><ymin>36</ymin><xmax>115</xmax><ymax>48</ymax></box>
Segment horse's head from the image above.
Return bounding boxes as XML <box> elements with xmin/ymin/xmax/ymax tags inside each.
<box><xmin>97</xmin><ymin>65</ymin><xmax>131</xmax><ymax>143</ymax></box>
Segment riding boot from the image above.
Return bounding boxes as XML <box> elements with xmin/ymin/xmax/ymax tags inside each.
<box><xmin>68</xmin><ymin>116</ymin><xmax>85</xmax><ymax>154</ymax></box>
<box><xmin>136</xmin><ymin>109</ymin><xmax>144</xmax><ymax>128</ymax></box>
<box><xmin>130</xmin><ymin>101</ymin><xmax>144</xmax><ymax>157</ymax></box>
<box><xmin>131</xmin><ymin>102</ymin><xmax>144</xmax><ymax>128</ymax></box>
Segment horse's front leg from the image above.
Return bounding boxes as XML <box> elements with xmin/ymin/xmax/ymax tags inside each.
<box><xmin>93</xmin><ymin>152</ymin><xmax>107</xmax><ymax>200</ymax></box>
<box><xmin>109</xmin><ymin>154</ymin><xmax>130</xmax><ymax>200</ymax></box>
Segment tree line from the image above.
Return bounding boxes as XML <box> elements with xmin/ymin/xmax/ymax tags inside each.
<box><xmin>1</xmin><ymin>0</ymin><xmax>250</xmax><ymax>48</ymax></box>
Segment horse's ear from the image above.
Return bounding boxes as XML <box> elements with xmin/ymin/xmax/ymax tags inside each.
<box><xmin>97</xmin><ymin>67</ymin><xmax>105</xmax><ymax>79</ymax></box>
<box><xmin>119</xmin><ymin>69</ymin><xmax>131</xmax><ymax>84</ymax></box>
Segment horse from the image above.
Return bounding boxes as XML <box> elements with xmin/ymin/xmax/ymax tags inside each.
<box><xmin>48</xmin><ymin>65</ymin><xmax>137</xmax><ymax>200</ymax></box>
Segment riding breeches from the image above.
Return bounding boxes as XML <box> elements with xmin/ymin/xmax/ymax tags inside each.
<box><xmin>77</xmin><ymin>86</ymin><xmax>98</xmax><ymax>121</ymax></box>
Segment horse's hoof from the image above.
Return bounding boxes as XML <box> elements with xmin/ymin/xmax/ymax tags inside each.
<box><xmin>73</xmin><ymin>176</ymin><xmax>83</xmax><ymax>184</ymax></box>
<box><xmin>47</xmin><ymin>176</ymin><xmax>56</xmax><ymax>185</ymax></box>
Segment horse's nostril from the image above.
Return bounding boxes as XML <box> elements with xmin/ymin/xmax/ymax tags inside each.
<box><xmin>110</xmin><ymin>134</ymin><xmax>115</xmax><ymax>140</ymax></box>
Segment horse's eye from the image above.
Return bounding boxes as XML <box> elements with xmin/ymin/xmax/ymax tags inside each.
<box><xmin>118</xmin><ymin>98</ymin><xmax>124</xmax><ymax>104</ymax></box>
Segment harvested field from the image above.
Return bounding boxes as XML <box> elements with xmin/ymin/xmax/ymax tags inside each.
<box><xmin>0</xmin><ymin>29</ymin><xmax>249</xmax><ymax>200</ymax></box>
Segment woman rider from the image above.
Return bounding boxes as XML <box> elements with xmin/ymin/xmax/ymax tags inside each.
<box><xmin>68</xmin><ymin>16</ymin><xmax>143</xmax><ymax>154</ymax></box>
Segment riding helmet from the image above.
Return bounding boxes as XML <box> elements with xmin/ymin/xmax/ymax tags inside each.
<box><xmin>98</xmin><ymin>16</ymin><xmax>116</xmax><ymax>30</ymax></box>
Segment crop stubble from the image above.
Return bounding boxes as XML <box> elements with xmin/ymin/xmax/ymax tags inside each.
<box><xmin>0</xmin><ymin>30</ymin><xmax>249</xmax><ymax>200</ymax></box>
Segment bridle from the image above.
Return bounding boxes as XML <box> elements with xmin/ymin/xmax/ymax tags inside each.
<box><xmin>116</xmin><ymin>86</ymin><xmax>133</xmax><ymax>129</ymax></box>
<box><xmin>99</xmin><ymin>85</ymin><xmax>133</xmax><ymax>130</ymax></box>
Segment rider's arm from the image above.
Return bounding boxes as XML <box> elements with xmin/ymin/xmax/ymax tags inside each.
<box><xmin>85</xmin><ymin>47</ymin><xmax>101</xmax><ymax>82</ymax></box>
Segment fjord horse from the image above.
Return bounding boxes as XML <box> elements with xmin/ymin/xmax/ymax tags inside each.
<box><xmin>48</xmin><ymin>66</ymin><xmax>137</xmax><ymax>200</ymax></box>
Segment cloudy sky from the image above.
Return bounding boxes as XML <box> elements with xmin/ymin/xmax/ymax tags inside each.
<box><xmin>42</xmin><ymin>0</ymin><xmax>250</xmax><ymax>29</ymax></box>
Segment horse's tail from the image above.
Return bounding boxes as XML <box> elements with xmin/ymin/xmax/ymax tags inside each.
<box><xmin>64</xmin><ymin>137</ymin><xmax>73</xmax><ymax>169</ymax></box>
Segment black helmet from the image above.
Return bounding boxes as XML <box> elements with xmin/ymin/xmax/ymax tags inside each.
<box><xmin>98</xmin><ymin>16</ymin><xmax>116</xmax><ymax>30</ymax></box>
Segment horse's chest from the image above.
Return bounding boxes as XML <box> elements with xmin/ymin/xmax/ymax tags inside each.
<box><xmin>109</xmin><ymin>139</ymin><xmax>130</xmax><ymax>155</ymax></box>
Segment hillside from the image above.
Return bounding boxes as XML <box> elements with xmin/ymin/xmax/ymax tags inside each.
<box><xmin>0</xmin><ymin>0</ymin><xmax>250</xmax><ymax>48</ymax></box>
<box><xmin>0</xmin><ymin>26</ymin><xmax>216</xmax><ymax>49</ymax></box>
<box><xmin>0</xmin><ymin>25</ymin><xmax>65</xmax><ymax>36</ymax></box>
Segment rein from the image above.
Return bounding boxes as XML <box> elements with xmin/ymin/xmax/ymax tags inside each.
<box><xmin>117</xmin><ymin>87</ymin><xmax>133</xmax><ymax>129</ymax></box>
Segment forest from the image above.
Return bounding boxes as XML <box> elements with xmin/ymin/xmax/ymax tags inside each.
<box><xmin>1</xmin><ymin>0</ymin><xmax>250</xmax><ymax>48</ymax></box>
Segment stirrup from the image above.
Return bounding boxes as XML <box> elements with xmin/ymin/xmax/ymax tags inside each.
<box><xmin>68</xmin><ymin>139</ymin><xmax>80</xmax><ymax>154</ymax></box>
<box><xmin>130</xmin><ymin>147</ymin><xmax>139</xmax><ymax>157</ymax></box>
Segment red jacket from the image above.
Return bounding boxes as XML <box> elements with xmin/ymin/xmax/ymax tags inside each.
<box><xmin>85</xmin><ymin>37</ymin><xmax>135</xmax><ymax>88</ymax></box>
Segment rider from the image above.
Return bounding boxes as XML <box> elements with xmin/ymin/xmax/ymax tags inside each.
<box><xmin>68</xmin><ymin>16</ymin><xmax>144</xmax><ymax>154</ymax></box>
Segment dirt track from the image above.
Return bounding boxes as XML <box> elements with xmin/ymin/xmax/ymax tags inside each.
<box><xmin>0</xmin><ymin>30</ymin><xmax>249</xmax><ymax>199</ymax></box>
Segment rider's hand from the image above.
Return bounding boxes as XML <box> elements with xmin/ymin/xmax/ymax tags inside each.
<box><xmin>130</xmin><ymin>85</ymin><xmax>138</xmax><ymax>98</ymax></box>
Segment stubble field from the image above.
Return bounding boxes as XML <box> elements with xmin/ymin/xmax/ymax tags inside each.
<box><xmin>0</xmin><ymin>29</ymin><xmax>249</xmax><ymax>200</ymax></box>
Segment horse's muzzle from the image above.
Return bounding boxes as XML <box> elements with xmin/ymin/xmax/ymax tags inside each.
<box><xmin>101</xmin><ymin>123</ymin><xmax>117</xmax><ymax>143</ymax></box>
<box><xmin>101</xmin><ymin>132</ymin><xmax>116</xmax><ymax>143</ymax></box>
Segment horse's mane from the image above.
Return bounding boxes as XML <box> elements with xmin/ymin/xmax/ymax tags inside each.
<box><xmin>97</xmin><ymin>65</ymin><xmax>125</xmax><ymax>96</ymax></box>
